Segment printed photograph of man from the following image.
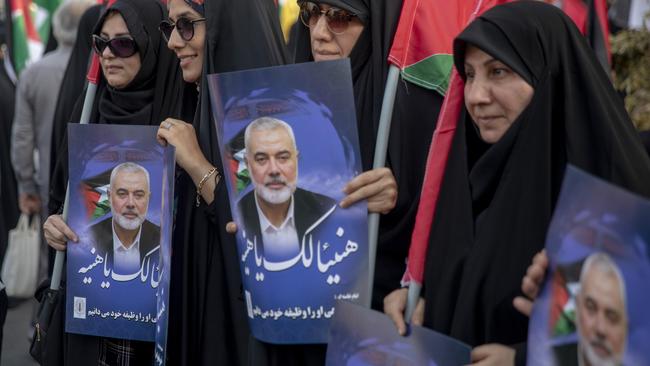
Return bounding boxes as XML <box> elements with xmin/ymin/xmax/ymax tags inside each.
<box><xmin>237</xmin><ymin>117</ymin><xmax>336</xmax><ymax>263</ymax></box>
<box><xmin>576</xmin><ymin>252</ymin><xmax>628</xmax><ymax>366</ymax></box>
<box><xmin>88</xmin><ymin>162</ymin><xmax>160</xmax><ymax>274</ymax></box>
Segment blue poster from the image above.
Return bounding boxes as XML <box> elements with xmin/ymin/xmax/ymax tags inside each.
<box><xmin>326</xmin><ymin>301</ymin><xmax>471</xmax><ymax>366</ymax></box>
<box><xmin>528</xmin><ymin>165</ymin><xmax>650</xmax><ymax>366</ymax></box>
<box><xmin>65</xmin><ymin>124</ymin><xmax>175</xmax><ymax>344</ymax></box>
<box><xmin>154</xmin><ymin>137</ymin><xmax>175</xmax><ymax>365</ymax></box>
<box><xmin>208</xmin><ymin>60</ymin><xmax>369</xmax><ymax>344</ymax></box>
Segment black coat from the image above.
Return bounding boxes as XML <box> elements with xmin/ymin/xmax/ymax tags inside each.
<box><xmin>293</xmin><ymin>0</ymin><xmax>443</xmax><ymax>310</ymax></box>
<box><xmin>166</xmin><ymin>0</ymin><xmax>288</xmax><ymax>364</ymax></box>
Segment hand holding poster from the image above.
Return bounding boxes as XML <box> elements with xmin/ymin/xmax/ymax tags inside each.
<box><xmin>208</xmin><ymin>60</ymin><xmax>369</xmax><ymax>344</ymax></box>
<box><xmin>528</xmin><ymin>166</ymin><xmax>650</xmax><ymax>366</ymax></box>
<box><xmin>65</xmin><ymin>124</ymin><xmax>175</xmax><ymax>345</ymax></box>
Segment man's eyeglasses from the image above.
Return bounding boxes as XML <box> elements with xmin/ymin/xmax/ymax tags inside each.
<box><xmin>92</xmin><ymin>35</ymin><xmax>138</xmax><ymax>58</ymax></box>
<box><xmin>299</xmin><ymin>1</ymin><xmax>358</xmax><ymax>35</ymax></box>
<box><xmin>159</xmin><ymin>17</ymin><xmax>206</xmax><ymax>43</ymax></box>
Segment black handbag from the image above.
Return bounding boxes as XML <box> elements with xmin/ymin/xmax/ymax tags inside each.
<box><xmin>30</xmin><ymin>280</ymin><xmax>64</xmax><ymax>365</ymax></box>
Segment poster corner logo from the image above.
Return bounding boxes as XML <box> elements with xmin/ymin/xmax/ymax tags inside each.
<box><xmin>73</xmin><ymin>297</ymin><xmax>87</xmax><ymax>319</ymax></box>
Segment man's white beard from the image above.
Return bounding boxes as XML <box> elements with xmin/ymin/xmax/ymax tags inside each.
<box><xmin>256</xmin><ymin>183</ymin><xmax>295</xmax><ymax>204</ymax></box>
<box><xmin>579</xmin><ymin>339</ymin><xmax>622</xmax><ymax>366</ymax></box>
<box><xmin>112</xmin><ymin>208</ymin><xmax>145</xmax><ymax>231</ymax></box>
<box><xmin>253</xmin><ymin>168</ymin><xmax>298</xmax><ymax>205</ymax></box>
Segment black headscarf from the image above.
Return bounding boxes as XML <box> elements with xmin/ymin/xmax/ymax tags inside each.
<box><xmin>294</xmin><ymin>0</ymin><xmax>443</xmax><ymax>309</ymax></box>
<box><xmin>92</xmin><ymin>0</ymin><xmax>177</xmax><ymax>124</ymax></box>
<box><xmin>49</xmin><ymin>0</ymin><xmax>184</xmax><ymax>214</ymax></box>
<box><xmin>296</xmin><ymin>0</ymin><xmax>389</xmax><ymax>170</ymax></box>
<box><xmin>49</xmin><ymin>4</ymin><xmax>101</xmax><ymax>187</ymax></box>
<box><xmin>422</xmin><ymin>1</ymin><xmax>650</xmax><ymax>361</ymax></box>
<box><xmin>166</xmin><ymin>0</ymin><xmax>288</xmax><ymax>364</ymax></box>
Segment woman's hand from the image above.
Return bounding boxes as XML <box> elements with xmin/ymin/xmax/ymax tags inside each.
<box><xmin>340</xmin><ymin>168</ymin><xmax>397</xmax><ymax>214</ymax></box>
<box><xmin>225</xmin><ymin>222</ymin><xmax>237</xmax><ymax>234</ymax></box>
<box><xmin>19</xmin><ymin>193</ymin><xmax>41</xmax><ymax>214</ymax></box>
<box><xmin>383</xmin><ymin>288</ymin><xmax>424</xmax><ymax>336</ymax></box>
<box><xmin>513</xmin><ymin>250</ymin><xmax>548</xmax><ymax>317</ymax></box>
<box><xmin>43</xmin><ymin>214</ymin><xmax>78</xmax><ymax>251</ymax></box>
<box><xmin>157</xmin><ymin>118</ymin><xmax>206</xmax><ymax>171</ymax></box>
<box><xmin>469</xmin><ymin>344</ymin><xmax>515</xmax><ymax>366</ymax></box>
<box><xmin>158</xmin><ymin>118</ymin><xmax>217</xmax><ymax>205</ymax></box>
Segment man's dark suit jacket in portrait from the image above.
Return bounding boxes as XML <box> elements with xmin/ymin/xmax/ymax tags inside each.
<box><xmin>552</xmin><ymin>342</ymin><xmax>579</xmax><ymax>366</ymax></box>
<box><xmin>88</xmin><ymin>217</ymin><xmax>160</xmax><ymax>268</ymax></box>
<box><xmin>237</xmin><ymin>187</ymin><xmax>337</xmax><ymax>257</ymax></box>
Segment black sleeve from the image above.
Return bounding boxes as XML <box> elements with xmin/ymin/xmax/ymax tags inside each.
<box><xmin>48</xmin><ymin>128</ymin><xmax>69</xmax><ymax>215</ymax></box>
<box><xmin>202</xmin><ymin>176</ymin><xmax>225</xmax><ymax>225</ymax></box>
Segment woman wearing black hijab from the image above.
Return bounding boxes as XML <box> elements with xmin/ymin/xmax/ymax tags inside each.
<box><xmin>245</xmin><ymin>1</ymin><xmax>441</xmax><ymax>364</ymax></box>
<box><xmin>47</xmin><ymin>0</ymin><xmax>183</xmax><ymax>216</ymax></box>
<box><xmin>418</xmin><ymin>2</ymin><xmax>650</xmax><ymax>364</ymax></box>
<box><xmin>157</xmin><ymin>0</ymin><xmax>288</xmax><ymax>364</ymax></box>
<box><xmin>43</xmin><ymin>0</ymin><xmax>183</xmax><ymax>364</ymax></box>
<box><xmin>294</xmin><ymin>0</ymin><xmax>443</xmax><ymax>311</ymax></box>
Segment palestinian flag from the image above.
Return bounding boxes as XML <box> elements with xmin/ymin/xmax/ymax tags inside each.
<box><xmin>397</xmin><ymin>0</ymin><xmax>510</xmax><ymax>287</ymax></box>
<box><xmin>388</xmin><ymin>1</ymin><xmax>481</xmax><ymax>95</ymax></box>
<box><xmin>226</xmin><ymin>128</ymin><xmax>252</xmax><ymax>194</ymax></box>
<box><xmin>80</xmin><ymin>169</ymin><xmax>112</xmax><ymax>221</ymax></box>
<box><xmin>549</xmin><ymin>269</ymin><xmax>578</xmax><ymax>336</ymax></box>
<box><xmin>7</xmin><ymin>0</ymin><xmax>61</xmax><ymax>75</ymax></box>
<box><xmin>548</xmin><ymin>261</ymin><xmax>584</xmax><ymax>337</ymax></box>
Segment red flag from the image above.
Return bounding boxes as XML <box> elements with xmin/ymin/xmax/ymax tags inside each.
<box><xmin>398</xmin><ymin>0</ymin><xmax>510</xmax><ymax>287</ymax></box>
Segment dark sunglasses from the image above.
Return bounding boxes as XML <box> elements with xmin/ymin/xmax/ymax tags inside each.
<box><xmin>159</xmin><ymin>17</ymin><xmax>206</xmax><ymax>43</ymax></box>
<box><xmin>299</xmin><ymin>1</ymin><xmax>358</xmax><ymax>35</ymax></box>
<box><xmin>92</xmin><ymin>35</ymin><xmax>138</xmax><ymax>58</ymax></box>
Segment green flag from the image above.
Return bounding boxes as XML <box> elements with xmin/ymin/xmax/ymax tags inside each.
<box><xmin>9</xmin><ymin>0</ymin><xmax>61</xmax><ymax>75</ymax></box>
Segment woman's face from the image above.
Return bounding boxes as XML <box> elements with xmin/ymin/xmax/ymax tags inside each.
<box><xmin>98</xmin><ymin>12</ymin><xmax>141</xmax><ymax>89</ymax></box>
<box><xmin>463</xmin><ymin>45</ymin><xmax>534</xmax><ymax>144</ymax></box>
<box><xmin>166</xmin><ymin>0</ymin><xmax>205</xmax><ymax>83</ymax></box>
<box><xmin>308</xmin><ymin>3</ymin><xmax>364</xmax><ymax>61</ymax></box>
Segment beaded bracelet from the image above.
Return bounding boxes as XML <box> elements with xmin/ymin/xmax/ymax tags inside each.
<box><xmin>196</xmin><ymin>167</ymin><xmax>219</xmax><ymax>207</ymax></box>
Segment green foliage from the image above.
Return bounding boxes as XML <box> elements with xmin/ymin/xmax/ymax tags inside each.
<box><xmin>611</xmin><ymin>24</ymin><xmax>650</xmax><ymax>130</ymax></box>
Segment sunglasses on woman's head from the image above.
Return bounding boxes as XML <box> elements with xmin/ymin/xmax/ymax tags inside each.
<box><xmin>158</xmin><ymin>17</ymin><xmax>206</xmax><ymax>43</ymax></box>
<box><xmin>92</xmin><ymin>35</ymin><xmax>138</xmax><ymax>58</ymax></box>
<box><xmin>299</xmin><ymin>1</ymin><xmax>358</xmax><ymax>35</ymax></box>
